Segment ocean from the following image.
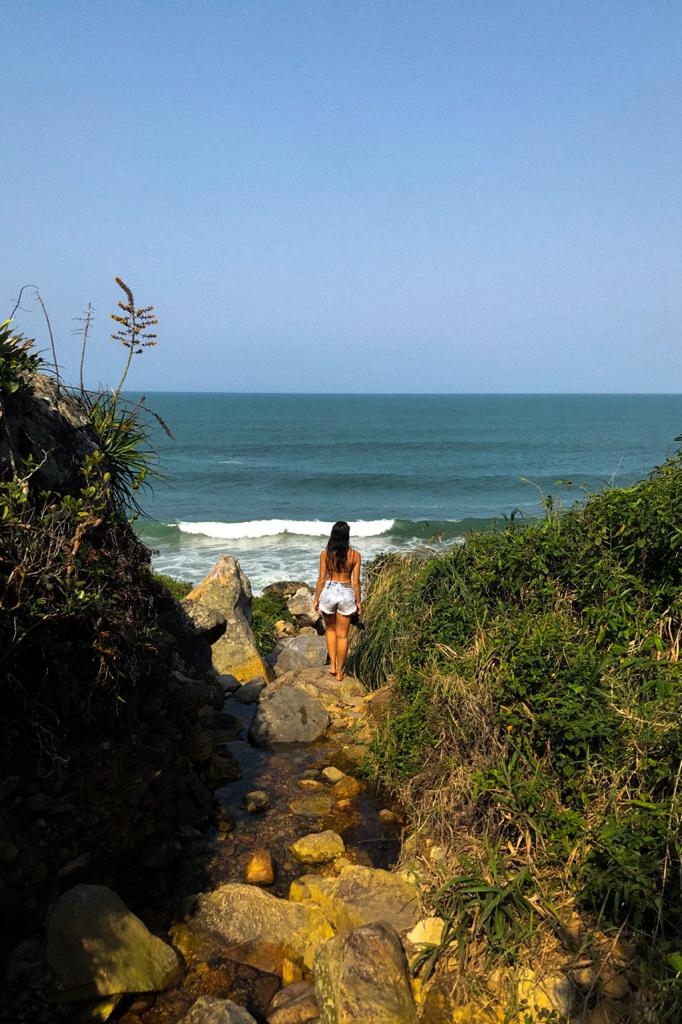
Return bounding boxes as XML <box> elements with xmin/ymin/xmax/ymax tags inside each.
<box><xmin>135</xmin><ymin>394</ymin><xmax>682</xmax><ymax>592</ymax></box>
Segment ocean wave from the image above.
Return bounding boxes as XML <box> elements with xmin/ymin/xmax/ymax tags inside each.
<box><xmin>176</xmin><ymin>518</ymin><xmax>396</xmax><ymax>540</ymax></box>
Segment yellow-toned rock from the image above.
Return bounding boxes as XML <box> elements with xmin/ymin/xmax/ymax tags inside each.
<box><xmin>290</xmin><ymin>830</ymin><xmax>345</xmax><ymax>864</ymax></box>
<box><xmin>406</xmin><ymin>917</ymin><xmax>446</xmax><ymax>947</ymax></box>
<box><xmin>280</xmin><ymin>958</ymin><xmax>303</xmax><ymax>986</ymax></box>
<box><xmin>245</xmin><ymin>849</ymin><xmax>274</xmax><ymax>886</ymax></box>
<box><xmin>295</xmin><ymin>864</ymin><xmax>419</xmax><ymax>936</ymax></box>
<box><xmin>332</xmin><ymin>775</ymin><xmax>362</xmax><ymax>800</ymax></box>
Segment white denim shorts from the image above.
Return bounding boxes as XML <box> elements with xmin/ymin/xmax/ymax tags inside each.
<box><xmin>318</xmin><ymin>581</ymin><xmax>357</xmax><ymax>616</ymax></box>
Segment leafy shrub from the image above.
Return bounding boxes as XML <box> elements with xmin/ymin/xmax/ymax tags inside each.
<box><xmin>152</xmin><ymin>571</ymin><xmax>193</xmax><ymax>601</ymax></box>
<box><xmin>354</xmin><ymin>451</ymin><xmax>682</xmax><ymax>1008</ymax></box>
<box><xmin>251</xmin><ymin>591</ymin><xmax>293</xmax><ymax>654</ymax></box>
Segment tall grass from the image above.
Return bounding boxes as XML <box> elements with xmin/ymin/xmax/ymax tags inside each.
<box><xmin>354</xmin><ymin>453</ymin><xmax>682</xmax><ymax>1018</ymax></box>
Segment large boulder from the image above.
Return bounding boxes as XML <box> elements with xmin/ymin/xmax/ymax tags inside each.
<box><xmin>173</xmin><ymin>883</ymin><xmax>333</xmax><ymax>974</ymax></box>
<box><xmin>46</xmin><ymin>884</ymin><xmax>181</xmax><ymax>999</ymax></box>
<box><xmin>313</xmin><ymin>922</ymin><xmax>418</xmax><ymax>1024</ymax></box>
<box><xmin>181</xmin><ymin>601</ymin><xmax>227</xmax><ymax>645</ymax></box>
<box><xmin>186</xmin><ymin>556</ymin><xmax>269</xmax><ymax>682</ymax></box>
<box><xmin>262</xmin><ymin>581</ymin><xmax>311</xmax><ymax>599</ymax></box>
<box><xmin>178</xmin><ymin>995</ymin><xmax>257</xmax><ymax>1024</ymax></box>
<box><xmin>268</xmin><ymin>635</ymin><xmax>328</xmax><ymax>676</ymax></box>
<box><xmin>290</xmin><ymin>865</ymin><xmax>420</xmax><ymax>937</ymax></box>
<box><xmin>271</xmin><ymin>668</ymin><xmax>365</xmax><ymax>710</ymax></box>
<box><xmin>249</xmin><ymin>687</ymin><xmax>329</xmax><ymax>747</ymax></box>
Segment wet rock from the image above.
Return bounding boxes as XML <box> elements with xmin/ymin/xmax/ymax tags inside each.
<box><xmin>297</xmin><ymin>778</ymin><xmax>327</xmax><ymax>792</ymax></box>
<box><xmin>234</xmin><ymin>677</ymin><xmax>267</xmax><ymax>704</ymax></box>
<box><xmin>178</xmin><ymin>995</ymin><xmax>258</xmax><ymax>1023</ymax></box>
<box><xmin>187</xmin><ymin>556</ymin><xmax>270</xmax><ymax>682</ymax></box>
<box><xmin>321</xmin><ymin>767</ymin><xmax>344</xmax><ymax>784</ymax></box>
<box><xmin>250</xmin><ymin>688</ymin><xmax>329</xmax><ymax>747</ymax></box>
<box><xmin>313</xmin><ymin>921</ymin><xmax>418</xmax><ymax>1024</ymax></box>
<box><xmin>206</xmin><ymin>751</ymin><xmax>242</xmax><ymax>782</ymax></box>
<box><xmin>243</xmin><ymin>790</ymin><xmax>270</xmax><ymax>813</ymax></box>
<box><xmin>177</xmin><ymin>883</ymin><xmax>333</xmax><ymax>974</ymax></box>
<box><xmin>245</xmin><ymin>849</ymin><xmax>275</xmax><ymax>886</ymax></box>
<box><xmin>331</xmin><ymin>777</ymin><xmax>361</xmax><ymax>801</ymax></box>
<box><xmin>181</xmin><ymin>601</ymin><xmax>227</xmax><ymax>645</ymax></box>
<box><xmin>46</xmin><ymin>884</ymin><xmax>181</xmax><ymax>999</ymax></box>
<box><xmin>288</xmin><ymin>794</ymin><xmax>333</xmax><ymax>818</ymax></box>
<box><xmin>267</xmin><ymin>980</ymin><xmax>320</xmax><ymax>1024</ymax></box>
<box><xmin>290</xmin><ymin>831</ymin><xmax>345</xmax><ymax>865</ymax></box>
<box><xmin>268</xmin><ymin>635</ymin><xmax>327</xmax><ymax>676</ymax></box>
<box><xmin>293</xmin><ymin>865</ymin><xmax>420</xmax><ymax>936</ymax></box>
<box><xmin>378</xmin><ymin>809</ymin><xmax>399</xmax><ymax>825</ymax></box>
<box><xmin>216</xmin><ymin>805</ymin><xmax>236</xmax><ymax>834</ymax></box>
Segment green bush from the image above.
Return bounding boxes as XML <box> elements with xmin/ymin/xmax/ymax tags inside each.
<box><xmin>152</xmin><ymin>572</ymin><xmax>193</xmax><ymax>601</ymax></box>
<box><xmin>251</xmin><ymin>591</ymin><xmax>293</xmax><ymax>654</ymax></box>
<box><xmin>354</xmin><ymin>451</ymin><xmax>682</xmax><ymax>995</ymax></box>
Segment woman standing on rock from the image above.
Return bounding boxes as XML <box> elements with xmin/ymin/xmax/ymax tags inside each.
<box><xmin>313</xmin><ymin>521</ymin><xmax>361</xmax><ymax>681</ymax></box>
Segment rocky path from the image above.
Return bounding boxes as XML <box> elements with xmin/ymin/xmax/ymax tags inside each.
<box><xmin>9</xmin><ymin>558</ymin><xmax>436</xmax><ymax>1024</ymax></box>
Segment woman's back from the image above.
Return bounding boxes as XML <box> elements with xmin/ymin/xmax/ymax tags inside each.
<box><xmin>323</xmin><ymin>547</ymin><xmax>356</xmax><ymax>582</ymax></box>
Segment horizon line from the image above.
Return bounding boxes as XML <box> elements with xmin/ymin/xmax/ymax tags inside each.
<box><xmin>120</xmin><ymin>390</ymin><xmax>682</xmax><ymax>397</ymax></box>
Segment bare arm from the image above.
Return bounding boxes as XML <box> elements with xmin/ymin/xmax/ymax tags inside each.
<box><xmin>352</xmin><ymin>551</ymin><xmax>362</xmax><ymax>613</ymax></box>
<box><xmin>313</xmin><ymin>550</ymin><xmax>326</xmax><ymax>610</ymax></box>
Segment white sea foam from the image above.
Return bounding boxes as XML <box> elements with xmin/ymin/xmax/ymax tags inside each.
<box><xmin>176</xmin><ymin>518</ymin><xmax>395</xmax><ymax>540</ymax></box>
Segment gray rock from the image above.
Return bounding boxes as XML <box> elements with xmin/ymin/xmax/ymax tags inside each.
<box><xmin>267</xmin><ymin>981</ymin><xmax>319</xmax><ymax>1023</ymax></box>
<box><xmin>218</xmin><ymin>674</ymin><xmax>241</xmax><ymax>694</ymax></box>
<box><xmin>233</xmin><ymin>677</ymin><xmax>267</xmax><ymax>704</ymax></box>
<box><xmin>178</xmin><ymin>995</ymin><xmax>257</xmax><ymax>1024</ymax></box>
<box><xmin>268</xmin><ymin>636</ymin><xmax>327</xmax><ymax>677</ymax></box>
<box><xmin>313</xmin><ymin>922</ymin><xmax>418</xmax><ymax>1024</ymax></box>
<box><xmin>186</xmin><ymin>557</ymin><xmax>269</xmax><ymax>682</ymax></box>
<box><xmin>181</xmin><ymin>600</ymin><xmax>227</xmax><ymax>645</ymax></box>
<box><xmin>262</xmin><ymin>581</ymin><xmax>311</xmax><ymax>599</ymax></box>
<box><xmin>242</xmin><ymin>790</ymin><xmax>270</xmax><ymax>813</ymax></box>
<box><xmin>46</xmin><ymin>884</ymin><xmax>180</xmax><ymax>999</ymax></box>
<box><xmin>174</xmin><ymin>883</ymin><xmax>333</xmax><ymax>975</ymax></box>
<box><xmin>249</xmin><ymin>688</ymin><xmax>329</xmax><ymax>747</ymax></box>
<box><xmin>287</xmin><ymin>587</ymin><xmax>321</xmax><ymax>629</ymax></box>
<box><xmin>270</xmin><ymin>668</ymin><xmax>365</xmax><ymax>710</ymax></box>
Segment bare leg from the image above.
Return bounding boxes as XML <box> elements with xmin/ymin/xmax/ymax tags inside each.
<box><xmin>335</xmin><ymin>613</ymin><xmax>351</xmax><ymax>680</ymax></box>
<box><xmin>323</xmin><ymin>613</ymin><xmax>337</xmax><ymax>674</ymax></box>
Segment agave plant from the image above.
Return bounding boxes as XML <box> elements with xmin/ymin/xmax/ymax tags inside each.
<box><xmin>0</xmin><ymin>320</ymin><xmax>41</xmax><ymax>394</ymax></box>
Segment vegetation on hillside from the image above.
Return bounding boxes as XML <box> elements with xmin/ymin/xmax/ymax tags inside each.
<box><xmin>251</xmin><ymin>590</ymin><xmax>294</xmax><ymax>653</ymax></box>
<box><xmin>354</xmin><ymin>455</ymin><xmax>682</xmax><ymax>1018</ymax></box>
<box><xmin>0</xmin><ymin>283</ymin><xmax>165</xmax><ymax>768</ymax></box>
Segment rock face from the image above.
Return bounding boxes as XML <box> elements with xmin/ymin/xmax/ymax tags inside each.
<box><xmin>290</xmin><ymin>865</ymin><xmax>420</xmax><ymax>936</ymax></box>
<box><xmin>181</xmin><ymin>600</ymin><xmax>227</xmax><ymax>645</ymax></box>
<box><xmin>178</xmin><ymin>995</ymin><xmax>258</xmax><ymax>1024</ymax></box>
<box><xmin>233</xmin><ymin>677</ymin><xmax>267</xmax><ymax>704</ymax></box>
<box><xmin>268</xmin><ymin>635</ymin><xmax>328</xmax><ymax>676</ymax></box>
<box><xmin>186</xmin><ymin>557</ymin><xmax>269</xmax><ymax>682</ymax></box>
<box><xmin>175</xmin><ymin>883</ymin><xmax>333</xmax><ymax>973</ymax></box>
<box><xmin>313</xmin><ymin>921</ymin><xmax>418</xmax><ymax>1024</ymax></box>
<box><xmin>46</xmin><ymin>884</ymin><xmax>180</xmax><ymax>999</ymax></box>
<box><xmin>249</xmin><ymin>687</ymin><xmax>329</xmax><ymax>747</ymax></box>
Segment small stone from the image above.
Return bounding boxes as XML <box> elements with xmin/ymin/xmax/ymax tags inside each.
<box><xmin>280</xmin><ymin>960</ymin><xmax>304</xmax><ymax>988</ymax></box>
<box><xmin>321</xmin><ymin>766</ymin><xmax>345</xmax><ymax>784</ymax></box>
<box><xmin>206</xmin><ymin>752</ymin><xmax>242</xmax><ymax>782</ymax></box>
<box><xmin>332</xmin><ymin>776</ymin><xmax>362</xmax><ymax>801</ymax></box>
<box><xmin>216</xmin><ymin>805</ymin><xmax>235</xmax><ymax>834</ymax></box>
<box><xmin>297</xmin><ymin>778</ymin><xmax>326</xmax><ymax>792</ymax></box>
<box><xmin>245</xmin><ymin>849</ymin><xmax>275</xmax><ymax>886</ymax></box>
<box><xmin>378</xmin><ymin>809</ymin><xmax>399</xmax><ymax>824</ymax></box>
<box><xmin>336</xmin><ymin>799</ymin><xmax>353</xmax><ymax>812</ymax></box>
<box><xmin>267</xmin><ymin>979</ymin><xmax>319</xmax><ymax>1023</ymax></box>
<box><xmin>300</xmin><ymin>768</ymin><xmax>321</xmax><ymax>780</ymax></box>
<box><xmin>288</xmin><ymin>794</ymin><xmax>333</xmax><ymax>818</ymax></box>
<box><xmin>178</xmin><ymin>995</ymin><xmax>258</xmax><ymax>1023</ymax></box>
<box><xmin>234</xmin><ymin>677</ymin><xmax>267</xmax><ymax>704</ymax></box>
<box><xmin>406</xmin><ymin>917</ymin><xmax>446</xmax><ymax>947</ymax></box>
<box><xmin>290</xmin><ymin>831</ymin><xmax>345</xmax><ymax>864</ymax></box>
<box><xmin>243</xmin><ymin>791</ymin><xmax>270</xmax><ymax>813</ymax></box>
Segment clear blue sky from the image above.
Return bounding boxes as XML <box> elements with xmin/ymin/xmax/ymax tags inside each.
<box><xmin>2</xmin><ymin>1</ymin><xmax>681</xmax><ymax>392</ymax></box>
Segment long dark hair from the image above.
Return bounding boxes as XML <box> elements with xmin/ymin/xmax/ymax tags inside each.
<box><xmin>326</xmin><ymin>520</ymin><xmax>351</xmax><ymax>574</ymax></box>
